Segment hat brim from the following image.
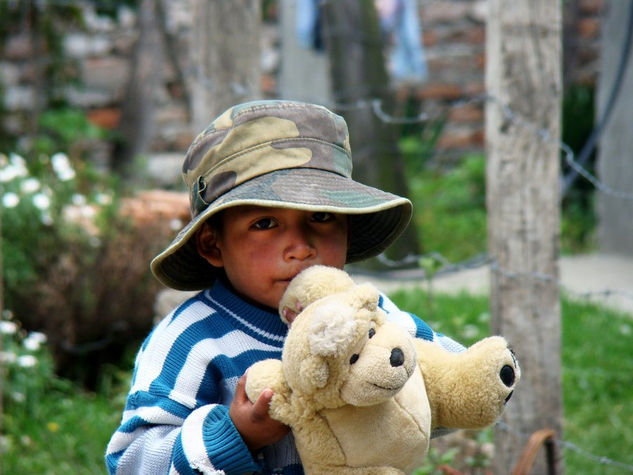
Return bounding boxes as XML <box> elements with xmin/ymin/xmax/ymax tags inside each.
<box><xmin>151</xmin><ymin>168</ymin><xmax>412</xmax><ymax>290</ymax></box>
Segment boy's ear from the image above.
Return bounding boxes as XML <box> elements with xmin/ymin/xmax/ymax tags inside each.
<box><xmin>196</xmin><ymin>222</ymin><xmax>223</xmax><ymax>267</ymax></box>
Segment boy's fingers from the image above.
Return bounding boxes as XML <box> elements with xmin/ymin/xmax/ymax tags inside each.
<box><xmin>251</xmin><ymin>389</ymin><xmax>273</xmax><ymax>422</ymax></box>
<box><xmin>234</xmin><ymin>374</ymin><xmax>248</xmax><ymax>402</ymax></box>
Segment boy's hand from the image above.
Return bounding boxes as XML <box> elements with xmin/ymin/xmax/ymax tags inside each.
<box><xmin>229</xmin><ymin>374</ymin><xmax>290</xmax><ymax>451</ymax></box>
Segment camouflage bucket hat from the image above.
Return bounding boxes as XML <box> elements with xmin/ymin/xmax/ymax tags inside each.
<box><xmin>151</xmin><ymin>100</ymin><xmax>412</xmax><ymax>290</ymax></box>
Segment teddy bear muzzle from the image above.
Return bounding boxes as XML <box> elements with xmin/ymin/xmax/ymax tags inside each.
<box><xmin>340</xmin><ymin>323</ymin><xmax>417</xmax><ymax>406</ymax></box>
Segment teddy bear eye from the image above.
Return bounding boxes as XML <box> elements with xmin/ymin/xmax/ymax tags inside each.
<box><xmin>349</xmin><ymin>354</ymin><xmax>359</xmax><ymax>365</ymax></box>
<box><xmin>368</xmin><ymin>328</ymin><xmax>376</xmax><ymax>339</ymax></box>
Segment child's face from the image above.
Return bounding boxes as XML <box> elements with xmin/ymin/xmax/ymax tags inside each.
<box><xmin>197</xmin><ymin>206</ymin><xmax>348</xmax><ymax>310</ymax></box>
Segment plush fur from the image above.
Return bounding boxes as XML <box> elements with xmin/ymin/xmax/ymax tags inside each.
<box><xmin>246</xmin><ymin>266</ymin><xmax>520</xmax><ymax>474</ymax></box>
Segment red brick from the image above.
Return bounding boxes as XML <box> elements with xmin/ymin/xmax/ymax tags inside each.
<box><xmin>466</xmin><ymin>27</ymin><xmax>486</xmax><ymax>45</ymax></box>
<box><xmin>448</xmin><ymin>104</ymin><xmax>483</xmax><ymax>123</ymax></box>
<box><xmin>87</xmin><ymin>107</ymin><xmax>121</xmax><ymax>129</ymax></box>
<box><xmin>422</xmin><ymin>2</ymin><xmax>470</xmax><ymax>23</ymax></box>
<box><xmin>445</xmin><ymin>26</ymin><xmax>485</xmax><ymax>45</ymax></box>
<box><xmin>261</xmin><ymin>74</ymin><xmax>276</xmax><ymax>95</ymax></box>
<box><xmin>416</xmin><ymin>83</ymin><xmax>463</xmax><ymax>100</ymax></box>
<box><xmin>423</xmin><ymin>29</ymin><xmax>439</xmax><ymax>47</ymax></box>
<box><xmin>577</xmin><ymin>18</ymin><xmax>600</xmax><ymax>39</ymax></box>
<box><xmin>436</xmin><ymin>128</ymin><xmax>484</xmax><ymax>150</ymax></box>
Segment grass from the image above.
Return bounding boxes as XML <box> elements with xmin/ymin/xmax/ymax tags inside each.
<box><xmin>389</xmin><ymin>288</ymin><xmax>633</xmax><ymax>474</ymax></box>
<box><xmin>406</xmin><ymin>152</ymin><xmax>597</xmax><ymax>261</ymax></box>
<box><xmin>3</xmin><ymin>291</ymin><xmax>631</xmax><ymax>474</ymax></box>
<box><xmin>1</xmin><ymin>342</ymin><xmax>129</xmax><ymax>474</ymax></box>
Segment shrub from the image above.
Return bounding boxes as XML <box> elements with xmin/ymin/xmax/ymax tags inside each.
<box><xmin>0</xmin><ymin>310</ymin><xmax>125</xmax><ymax>473</ymax></box>
<box><xmin>1</xmin><ymin>152</ymin><xmax>173</xmax><ymax>387</ymax></box>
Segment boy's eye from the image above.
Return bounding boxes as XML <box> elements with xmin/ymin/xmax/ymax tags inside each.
<box><xmin>311</xmin><ymin>212</ymin><xmax>335</xmax><ymax>223</ymax></box>
<box><xmin>252</xmin><ymin>218</ymin><xmax>276</xmax><ymax>230</ymax></box>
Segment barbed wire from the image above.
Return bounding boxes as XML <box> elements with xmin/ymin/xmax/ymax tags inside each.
<box><xmin>323</xmin><ymin>93</ymin><xmax>633</xmax><ymax>202</ymax></box>
<box><xmin>357</xmin><ymin>251</ymin><xmax>633</xmax><ymax>315</ymax></box>
<box><xmin>497</xmin><ymin>421</ymin><xmax>633</xmax><ymax>473</ymax></box>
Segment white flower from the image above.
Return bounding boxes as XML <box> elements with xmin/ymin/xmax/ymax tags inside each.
<box><xmin>0</xmin><ymin>154</ymin><xmax>28</xmax><ymax>182</ymax></box>
<box><xmin>51</xmin><ymin>153</ymin><xmax>76</xmax><ymax>181</ymax></box>
<box><xmin>80</xmin><ymin>205</ymin><xmax>96</xmax><ymax>218</ymax></box>
<box><xmin>17</xmin><ymin>354</ymin><xmax>37</xmax><ymax>368</ymax></box>
<box><xmin>95</xmin><ymin>192</ymin><xmax>112</xmax><ymax>205</ymax></box>
<box><xmin>0</xmin><ymin>435</ymin><xmax>11</xmax><ymax>452</ymax></box>
<box><xmin>0</xmin><ymin>168</ymin><xmax>18</xmax><ymax>182</ymax></box>
<box><xmin>23</xmin><ymin>332</ymin><xmax>46</xmax><ymax>351</ymax></box>
<box><xmin>12</xmin><ymin>392</ymin><xmax>26</xmax><ymax>403</ymax></box>
<box><xmin>41</xmin><ymin>212</ymin><xmax>54</xmax><ymax>226</ymax></box>
<box><xmin>9</xmin><ymin>154</ymin><xmax>27</xmax><ymax>175</ymax></box>
<box><xmin>72</xmin><ymin>193</ymin><xmax>87</xmax><ymax>206</ymax></box>
<box><xmin>28</xmin><ymin>331</ymin><xmax>47</xmax><ymax>344</ymax></box>
<box><xmin>20</xmin><ymin>177</ymin><xmax>41</xmax><ymax>194</ymax></box>
<box><xmin>0</xmin><ymin>320</ymin><xmax>18</xmax><ymax>334</ymax></box>
<box><xmin>32</xmin><ymin>192</ymin><xmax>51</xmax><ymax>210</ymax></box>
<box><xmin>10</xmin><ymin>153</ymin><xmax>26</xmax><ymax>169</ymax></box>
<box><xmin>23</xmin><ymin>338</ymin><xmax>40</xmax><ymax>351</ymax></box>
<box><xmin>0</xmin><ymin>351</ymin><xmax>17</xmax><ymax>364</ymax></box>
<box><xmin>2</xmin><ymin>192</ymin><xmax>20</xmax><ymax>208</ymax></box>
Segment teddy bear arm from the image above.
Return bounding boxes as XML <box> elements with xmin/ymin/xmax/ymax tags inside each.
<box><xmin>244</xmin><ymin>359</ymin><xmax>293</xmax><ymax>422</ymax></box>
<box><xmin>415</xmin><ymin>336</ymin><xmax>519</xmax><ymax>430</ymax></box>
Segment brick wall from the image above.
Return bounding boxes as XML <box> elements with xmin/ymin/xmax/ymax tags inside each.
<box><xmin>404</xmin><ymin>0</ymin><xmax>604</xmax><ymax>157</ymax></box>
<box><xmin>0</xmin><ymin>0</ymin><xmax>603</xmax><ymax>167</ymax></box>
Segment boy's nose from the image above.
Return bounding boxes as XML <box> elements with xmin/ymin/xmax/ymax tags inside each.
<box><xmin>284</xmin><ymin>227</ymin><xmax>316</xmax><ymax>261</ymax></box>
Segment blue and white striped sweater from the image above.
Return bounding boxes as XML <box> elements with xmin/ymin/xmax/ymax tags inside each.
<box><xmin>106</xmin><ymin>279</ymin><xmax>463</xmax><ymax>475</ymax></box>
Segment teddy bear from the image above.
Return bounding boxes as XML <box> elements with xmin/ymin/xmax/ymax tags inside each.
<box><xmin>246</xmin><ymin>266</ymin><xmax>520</xmax><ymax>475</ymax></box>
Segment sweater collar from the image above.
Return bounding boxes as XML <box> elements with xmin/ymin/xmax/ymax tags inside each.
<box><xmin>204</xmin><ymin>279</ymin><xmax>289</xmax><ymax>340</ymax></box>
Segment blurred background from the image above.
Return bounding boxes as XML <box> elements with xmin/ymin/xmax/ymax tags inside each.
<box><xmin>1</xmin><ymin>0</ymin><xmax>632</xmax><ymax>473</ymax></box>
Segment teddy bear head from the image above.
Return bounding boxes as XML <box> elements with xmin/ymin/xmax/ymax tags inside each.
<box><xmin>279</xmin><ymin>266</ymin><xmax>418</xmax><ymax>409</ymax></box>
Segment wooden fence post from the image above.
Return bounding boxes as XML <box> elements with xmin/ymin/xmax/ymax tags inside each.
<box><xmin>485</xmin><ymin>1</ymin><xmax>564</xmax><ymax>473</ymax></box>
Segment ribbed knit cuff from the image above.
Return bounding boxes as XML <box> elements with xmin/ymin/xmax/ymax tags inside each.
<box><xmin>202</xmin><ymin>405</ymin><xmax>259</xmax><ymax>474</ymax></box>
<box><xmin>176</xmin><ymin>404</ymin><xmax>258</xmax><ymax>474</ymax></box>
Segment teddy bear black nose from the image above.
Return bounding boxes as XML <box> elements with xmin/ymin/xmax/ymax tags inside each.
<box><xmin>390</xmin><ymin>348</ymin><xmax>405</xmax><ymax>367</ymax></box>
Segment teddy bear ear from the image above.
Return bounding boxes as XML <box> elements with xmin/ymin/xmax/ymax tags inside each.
<box><xmin>308</xmin><ymin>301</ymin><xmax>359</xmax><ymax>357</ymax></box>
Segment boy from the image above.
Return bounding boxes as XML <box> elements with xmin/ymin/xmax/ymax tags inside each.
<box><xmin>106</xmin><ymin>100</ymin><xmax>463</xmax><ymax>474</ymax></box>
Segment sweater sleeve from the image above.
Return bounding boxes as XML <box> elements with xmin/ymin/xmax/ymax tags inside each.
<box><xmin>378</xmin><ymin>292</ymin><xmax>466</xmax><ymax>353</ymax></box>
<box><xmin>105</xmin><ymin>380</ymin><xmax>258</xmax><ymax>475</ymax></box>
<box><xmin>105</xmin><ymin>302</ymin><xmax>260</xmax><ymax>474</ymax></box>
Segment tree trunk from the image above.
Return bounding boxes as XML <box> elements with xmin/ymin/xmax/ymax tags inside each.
<box><xmin>320</xmin><ymin>0</ymin><xmax>419</xmax><ymax>261</ymax></box>
<box><xmin>596</xmin><ymin>0</ymin><xmax>633</xmax><ymax>255</ymax></box>
<box><xmin>188</xmin><ymin>0</ymin><xmax>261</xmax><ymax>133</ymax></box>
<box><xmin>113</xmin><ymin>0</ymin><xmax>162</xmax><ymax>174</ymax></box>
<box><xmin>485</xmin><ymin>1</ymin><xmax>563</xmax><ymax>473</ymax></box>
